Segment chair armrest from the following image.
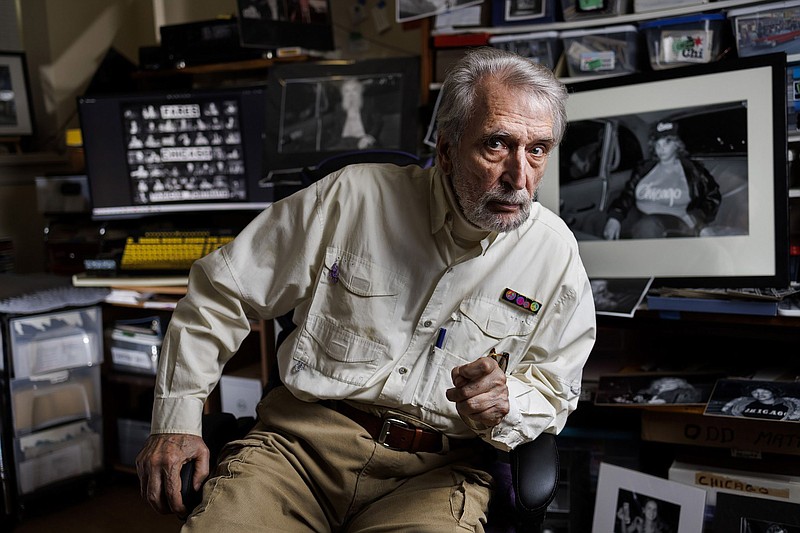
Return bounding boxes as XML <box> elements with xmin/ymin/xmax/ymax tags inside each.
<box><xmin>180</xmin><ymin>413</ymin><xmax>256</xmax><ymax>513</ymax></box>
<box><xmin>510</xmin><ymin>432</ymin><xmax>559</xmax><ymax>528</ymax></box>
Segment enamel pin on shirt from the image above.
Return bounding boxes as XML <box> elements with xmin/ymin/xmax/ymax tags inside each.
<box><xmin>502</xmin><ymin>288</ymin><xmax>541</xmax><ymax>314</ymax></box>
<box><xmin>329</xmin><ymin>260</ymin><xmax>340</xmax><ymax>283</ymax></box>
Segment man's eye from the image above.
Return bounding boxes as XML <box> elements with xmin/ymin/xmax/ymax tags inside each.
<box><xmin>486</xmin><ymin>138</ymin><xmax>505</xmax><ymax>149</ymax></box>
<box><xmin>530</xmin><ymin>146</ymin><xmax>547</xmax><ymax>157</ymax></box>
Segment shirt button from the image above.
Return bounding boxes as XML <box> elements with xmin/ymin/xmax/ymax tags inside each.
<box><xmin>398</xmin><ymin>367</ymin><xmax>408</xmax><ymax>375</ymax></box>
<box><xmin>423</xmin><ymin>320</ymin><xmax>432</xmax><ymax>327</ymax></box>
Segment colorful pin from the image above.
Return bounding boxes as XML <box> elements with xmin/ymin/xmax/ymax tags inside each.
<box><xmin>502</xmin><ymin>288</ymin><xmax>541</xmax><ymax>314</ymax></box>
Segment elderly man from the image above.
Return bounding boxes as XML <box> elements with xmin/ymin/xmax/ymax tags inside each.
<box><xmin>137</xmin><ymin>47</ymin><xmax>595</xmax><ymax>531</ymax></box>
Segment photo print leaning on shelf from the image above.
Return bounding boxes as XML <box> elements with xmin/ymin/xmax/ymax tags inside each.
<box><xmin>594</xmin><ymin>372</ymin><xmax>721</xmax><ymax>406</ymax></box>
<box><xmin>705</xmin><ymin>379</ymin><xmax>800</xmax><ymax>422</ymax></box>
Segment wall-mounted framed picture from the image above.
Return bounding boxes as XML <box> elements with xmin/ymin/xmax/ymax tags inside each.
<box><xmin>0</xmin><ymin>51</ymin><xmax>33</xmax><ymax>137</ymax></box>
<box><xmin>538</xmin><ymin>53</ymin><xmax>790</xmax><ymax>289</ymax></box>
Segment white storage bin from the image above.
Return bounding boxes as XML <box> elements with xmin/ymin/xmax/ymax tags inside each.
<box><xmin>489</xmin><ymin>31</ymin><xmax>562</xmax><ymax>71</ymax></box>
<box><xmin>640</xmin><ymin>14</ymin><xmax>726</xmax><ymax>70</ymax></box>
<box><xmin>8</xmin><ymin>306</ymin><xmax>103</xmax><ymax>378</ymax></box>
<box><xmin>728</xmin><ymin>0</ymin><xmax>800</xmax><ymax>58</ymax></box>
<box><xmin>561</xmin><ymin>25</ymin><xmax>639</xmax><ymax>78</ymax></box>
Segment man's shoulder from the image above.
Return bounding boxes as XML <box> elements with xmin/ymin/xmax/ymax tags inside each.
<box><xmin>325</xmin><ymin>162</ymin><xmax>430</xmax><ymax>192</ymax></box>
<box><xmin>530</xmin><ymin>203</ymin><xmax>580</xmax><ymax>248</ymax></box>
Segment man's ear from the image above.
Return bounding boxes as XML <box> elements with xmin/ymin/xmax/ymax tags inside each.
<box><xmin>436</xmin><ymin>136</ymin><xmax>453</xmax><ymax>175</ymax></box>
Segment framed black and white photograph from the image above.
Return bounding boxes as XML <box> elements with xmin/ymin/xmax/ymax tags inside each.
<box><xmin>0</xmin><ymin>51</ymin><xmax>33</xmax><ymax>137</ymax></box>
<box><xmin>263</xmin><ymin>57</ymin><xmax>419</xmax><ymax>181</ymax></box>
<box><xmin>593</xmin><ymin>463</ymin><xmax>706</xmax><ymax>533</ymax></box>
<box><xmin>704</xmin><ymin>379</ymin><xmax>800</xmax><ymax>422</ymax></box>
<box><xmin>537</xmin><ymin>54</ymin><xmax>789</xmax><ymax>288</ymax></box>
<box><xmin>595</xmin><ymin>372</ymin><xmax>721</xmax><ymax>406</ymax></box>
<box><xmin>397</xmin><ymin>0</ymin><xmax>482</xmax><ymax>23</ymax></box>
<box><xmin>714</xmin><ymin>492</ymin><xmax>800</xmax><ymax>532</ymax></box>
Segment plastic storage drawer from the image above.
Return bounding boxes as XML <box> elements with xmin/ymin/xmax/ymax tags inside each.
<box><xmin>640</xmin><ymin>14</ymin><xmax>726</xmax><ymax>70</ymax></box>
<box><xmin>561</xmin><ymin>25</ymin><xmax>639</xmax><ymax>78</ymax></box>
<box><xmin>8</xmin><ymin>305</ymin><xmax>103</xmax><ymax>379</ymax></box>
<box><xmin>489</xmin><ymin>31</ymin><xmax>562</xmax><ymax>71</ymax></box>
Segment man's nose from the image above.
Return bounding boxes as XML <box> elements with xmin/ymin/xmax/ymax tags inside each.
<box><xmin>503</xmin><ymin>149</ymin><xmax>529</xmax><ymax>190</ymax></box>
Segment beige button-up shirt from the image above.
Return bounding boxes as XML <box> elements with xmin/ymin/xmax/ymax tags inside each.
<box><xmin>152</xmin><ymin>163</ymin><xmax>596</xmax><ymax>451</ymax></box>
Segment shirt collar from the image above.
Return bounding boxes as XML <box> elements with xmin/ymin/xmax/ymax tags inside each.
<box><xmin>430</xmin><ymin>166</ymin><xmax>500</xmax><ymax>253</ymax></box>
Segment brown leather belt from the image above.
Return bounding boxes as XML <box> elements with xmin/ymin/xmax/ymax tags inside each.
<box><xmin>325</xmin><ymin>400</ymin><xmax>473</xmax><ymax>453</ymax></box>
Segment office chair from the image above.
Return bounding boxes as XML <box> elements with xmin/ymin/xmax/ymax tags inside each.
<box><xmin>181</xmin><ymin>412</ymin><xmax>558</xmax><ymax>533</ymax></box>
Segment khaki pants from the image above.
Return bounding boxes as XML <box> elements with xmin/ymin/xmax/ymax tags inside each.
<box><xmin>183</xmin><ymin>387</ymin><xmax>494</xmax><ymax>532</ymax></box>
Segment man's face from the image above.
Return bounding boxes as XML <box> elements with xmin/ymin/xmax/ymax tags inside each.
<box><xmin>438</xmin><ymin>78</ymin><xmax>555</xmax><ymax>232</ymax></box>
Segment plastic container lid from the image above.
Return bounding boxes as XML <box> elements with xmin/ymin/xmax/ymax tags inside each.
<box><xmin>728</xmin><ymin>0</ymin><xmax>800</xmax><ymax>17</ymax></box>
<box><xmin>489</xmin><ymin>31</ymin><xmax>559</xmax><ymax>43</ymax></box>
<box><xmin>639</xmin><ymin>13</ymin><xmax>725</xmax><ymax>30</ymax></box>
<box><xmin>561</xmin><ymin>24</ymin><xmax>637</xmax><ymax>38</ymax></box>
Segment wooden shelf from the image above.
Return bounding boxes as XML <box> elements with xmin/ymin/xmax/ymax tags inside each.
<box><xmin>131</xmin><ymin>55</ymin><xmax>309</xmax><ymax>80</ymax></box>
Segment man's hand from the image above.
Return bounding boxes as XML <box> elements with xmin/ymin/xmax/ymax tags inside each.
<box><xmin>136</xmin><ymin>433</ymin><xmax>209</xmax><ymax>517</ymax></box>
<box><xmin>446</xmin><ymin>356</ymin><xmax>509</xmax><ymax>428</ymax></box>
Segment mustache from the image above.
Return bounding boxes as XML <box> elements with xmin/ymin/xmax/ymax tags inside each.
<box><xmin>481</xmin><ymin>187</ymin><xmax>532</xmax><ymax>205</ymax></box>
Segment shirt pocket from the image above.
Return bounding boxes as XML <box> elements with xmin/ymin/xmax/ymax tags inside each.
<box><xmin>314</xmin><ymin>247</ymin><xmax>406</xmax><ymax>328</ymax></box>
<box><xmin>293</xmin><ymin>247</ymin><xmax>406</xmax><ymax>388</ymax></box>
<box><xmin>296</xmin><ymin>314</ymin><xmax>389</xmax><ymax>387</ymax></box>
<box><xmin>456</xmin><ymin>296</ymin><xmax>538</xmax><ymax>357</ymax></box>
<box><xmin>415</xmin><ymin>298</ymin><xmax>539</xmax><ymax>420</ymax></box>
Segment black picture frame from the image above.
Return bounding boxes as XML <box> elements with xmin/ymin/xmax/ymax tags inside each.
<box><xmin>0</xmin><ymin>51</ymin><xmax>33</xmax><ymax>137</ymax></box>
<box><xmin>537</xmin><ymin>54</ymin><xmax>789</xmax><ymax>289</ymax></box>
<box><xmin>714</xmin><ymin>492</ymin><xmax>800</xmax><ymax>532</ymax></box>
<box><xmin>261</xmin><ymin>56</ymin><xmax>420</xmax><ymax>184</ymax></box>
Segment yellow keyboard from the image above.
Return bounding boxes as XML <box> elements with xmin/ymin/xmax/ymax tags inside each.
<box><xmin>120</xmin><ymin>230</ymin><xmax>235</xmax><ymax>271</ymax></box>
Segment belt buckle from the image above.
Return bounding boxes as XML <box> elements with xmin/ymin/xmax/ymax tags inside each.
<box><xmin>378</xmin><ymin>417</ymin><xmax>411</xmax><ymax>450</ymax></box>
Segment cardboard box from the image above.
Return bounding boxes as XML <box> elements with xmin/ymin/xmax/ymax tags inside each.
<box><xmin>642</xmin><ymin>410</ymin><xmax>800</xmax><ymax>456</ymax></box>
<box><xmin>669</xmin><ymin>460</ymin><xmax>800</xmax><ymax>507</ymax></box>
<box><xmin>220</xmin><ymin>363</ymin><xmax>263</xmax><ymax>419</ymax></box>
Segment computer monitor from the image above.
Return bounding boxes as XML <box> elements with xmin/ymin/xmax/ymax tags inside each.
<box><xmin>78</xmin><ymin>85</ymin><xmax>271</xmax><ymax>220</ymax></box>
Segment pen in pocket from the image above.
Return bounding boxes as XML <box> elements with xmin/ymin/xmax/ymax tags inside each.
<box><xmin>435</xmin><ymin>327</ymin><xmax>447</xmax><ymax>349</ymax></box>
